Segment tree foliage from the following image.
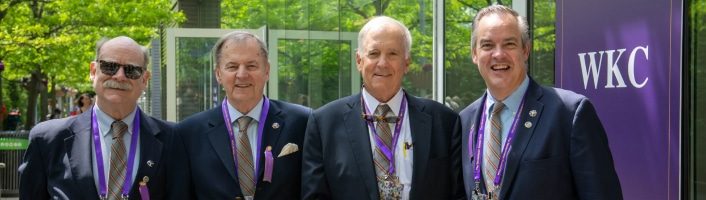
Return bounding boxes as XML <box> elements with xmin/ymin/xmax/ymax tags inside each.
<box><xmin>0</xmin><ymin>0</ymin><xmax>183</xmax><ymax>129</ymax></box>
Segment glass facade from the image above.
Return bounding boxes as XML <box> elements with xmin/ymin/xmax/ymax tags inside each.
<box><xmin>689</xmin><ymin>0</ymin><xmax>706</xmax><ymax>198</ymax></box>
<box><xmin>222</xmin><ymin>0</ymin><xmax>435</xmax><ymax>108</ymax></box>
<box><xmin>167</xmin><ymin>1</ymin><xmax>706</xmax><ymax>198</ymax></box>
<box><xmin>443</xmin><ymin>0</ymin><xmax>512</xmax><ymax>112</ymax></box>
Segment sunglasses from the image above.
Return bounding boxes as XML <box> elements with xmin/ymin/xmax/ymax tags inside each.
<box><xmin>97</xmin><ymin>60</ymin><xmax>145</xmax><ymax>79</ymax></box>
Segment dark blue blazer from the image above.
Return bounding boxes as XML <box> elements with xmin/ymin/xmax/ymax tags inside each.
<box><xmin>302</xmin><ymin>92</ymin><xmax>465</xmax><ymax>200</ymax></box>
<box><xmin>19</xmin><ymin>107</ymin><xmax>181</xmax><ymax>200</ymax></box>
<box><xmin>175</xmin><ymin>99</ymin><xmax>310</xmax><ymax>199</ymax></box>
<box><xmin>460</xmin><ymin>78</ymin><xmax>623</xmax><ymax>200</ymax></box>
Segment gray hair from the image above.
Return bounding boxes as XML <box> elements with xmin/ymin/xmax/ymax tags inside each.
<box><xmin>470</xmin><ymin>5</ymin><xmax>530</xmax><ymax>50</ymax></box>
<box><xmin>357</xmin><ymin>16</ymin><xmax>413</xmax><ymax>58</ymax></box>
<box><xmin>212</xmin><ymin>31</ymin><xmax>269</xmax><ymax>68</ymax></box>
<box><xmin>94</xmin><ymin>36</ymin><xmax>149</xmax><ymax>67</ymax></box>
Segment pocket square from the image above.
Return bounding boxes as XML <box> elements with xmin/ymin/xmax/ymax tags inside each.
<box><xmin>277</xmin><ymin>143</ymin><xmax>299</xmax><ymax>157</ymax></box>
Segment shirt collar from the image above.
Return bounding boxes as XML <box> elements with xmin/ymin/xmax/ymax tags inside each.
<box><xmin>94</xmin><ymin>105</ymin><xmax>138</xmax><ymax>137</ymax></box>
<box><xmin>362</xmin><ymin>88</ymin><xmax>404</xmax><ymax>116</ymax></box>
<box><xmin>485</xmin><ymin>75</ymin><xmax>530</xmax><ymax>114</ymax></box>
<box><xmin>227</xmin><ymin>97</ymin><xmax>265</xmax><ymax>124</ymax></box>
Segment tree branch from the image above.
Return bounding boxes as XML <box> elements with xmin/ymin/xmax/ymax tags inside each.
<box><xmin>346</xmin><ymin>0</ymin><xmax>369</xmax><ymax>19</ymax></box>
<box><xmin>0</xmin><ymin>0</ymin><xmax>26</xmax><ymax>22</ymax></box>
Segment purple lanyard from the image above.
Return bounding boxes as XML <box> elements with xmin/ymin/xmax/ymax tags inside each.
<box><xmin>361</xmin><ymin>95</ymin><xmax>407</xmax><ymax>174</ymax></box>
<box><xmin>92</xmin><ymin>107</ymin><xmax>141</xmax><ymax>199</ymax></box>
<box><xmin>469</xmin><ymin>95</ymin><xmax>525</xmax><ymax>186</ymax></box>
<box><xmin>221</xmin><ymin>97</ymin><xmax>270</xmax><ymax>186</ymax></box>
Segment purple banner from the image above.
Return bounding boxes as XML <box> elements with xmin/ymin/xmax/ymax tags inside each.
<box><xmin>555</xmin><ymin>0</ymin><xmax>682</xmax><ymax>199</ymax></box>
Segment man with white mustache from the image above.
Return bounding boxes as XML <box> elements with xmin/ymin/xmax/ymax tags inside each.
<box><xmin>302</xmin><ymin>16</ymin><xmax>465</xmax><ymax>200</ymax></box>
<box><xmin>19</xmin><ymin>36</ymin><xmax>188</xmax><ymax>199</ymax></box>
<box><xmin>459</xmin><ymin>5</ymin><xmax>622</xmax><ymax>200</ymax></box>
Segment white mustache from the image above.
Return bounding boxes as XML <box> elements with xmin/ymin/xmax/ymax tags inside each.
<box><xmin>103</xmin><ymin>80</ymin><xmax>132</xmax><ymax>90</ymax></box>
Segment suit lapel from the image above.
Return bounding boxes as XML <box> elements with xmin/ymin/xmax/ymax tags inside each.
<box><xmin>66</xmin><ymin>111</ymin><xmax>100</xmax><ymax>200</ymax></box>
<box><xmin>465</xmin><ymin>94</ymin><xmax>487</xmax><ymax>194</ymax></box>
<box><xmin>499</xmin><ymin>79</ymin><xmax>544</xmax><ymax>198</ymax></box>
<box><xmin>406</xmin><ymin>94</ymin><xmax>431</xmax><ymax>197</ymax></box>
<box><xmin>133</xmin><ymin>111</ymin><xmax>164</xmax><ymax>194</ymax></box>
<box><xmin>257</xmin><ymin>100</ymin><xmax>284</xmax><ymax>184</ymax></box>
<box><xmin>206</xmin><ymin>106</ymin><xmax>239</xmax><ymax>182</ymax></box>
<box><xmin>343</xmin><ymin>94</ymin><xmax>378</xmax><ymax>200</ymax></box>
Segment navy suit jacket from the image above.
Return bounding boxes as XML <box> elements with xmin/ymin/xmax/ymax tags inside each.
<box><xmin>302</xmin><ymin>92</ymin><xmax>465</xmax><ymax>200</ymax></box>
<box><xmin>460</xmin><ymin>78</ymin><xmax>622</xmax><ymax>200</ymax></box>
<box><xmin>19</xmin><ymin>107</ymin><xmax>182</xmax><ymax>200</ymax></box>
<box><xmin>175</xmin><ymin>99</ymin><xmax>310</xmax><ymax>199</ymax></box>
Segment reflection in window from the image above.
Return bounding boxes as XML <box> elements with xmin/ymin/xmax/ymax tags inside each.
<box><xmin>277</xmin><ymin>39</ymin><xmax>351</xmax><ymax>108</ymax></box>
<box><xmin>175</xmin><ymin>38</ymin><xmax>220</xmax><ymax>120</ymax></box>
<box><xmin>221</xmin><ymin>0</ymin><xmax>434</xmax><ymax>108</ymax></box>
<box><xmin>529</xmin><ymin>0</ymin><xmax>555</xmax><ymax>86</ymax></box>
<box><xmin>444</xmin><ymin>0</ymin><xmax>511</xmax><ymax>111</ymax></box>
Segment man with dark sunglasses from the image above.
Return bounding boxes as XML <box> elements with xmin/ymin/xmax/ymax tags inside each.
<box><xmin>19</xmin><ymin>36</ymin><xmax>189</xmax><ymax>200</ymax></box>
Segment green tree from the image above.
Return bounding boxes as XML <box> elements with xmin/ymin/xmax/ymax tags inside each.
<box><xmin>0</xmin><ymin>0</ymin><xmax>183</xmax><ymax>129</ymax></box>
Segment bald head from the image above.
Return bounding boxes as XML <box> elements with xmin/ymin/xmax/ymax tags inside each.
<box><xmin>95</xmin><ymin>36</ymin><xmax>149</xmax><ymax>67</ymax></box>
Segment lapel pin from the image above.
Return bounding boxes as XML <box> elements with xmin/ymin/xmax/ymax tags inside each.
<box><xmin>529</xmin><ymin>110</ymin><xmax>537</xmax><ymax>117</ymax></box>
<box><xmin>147</xmin><ymin>160</ymin><xmax>155</xmax><ymax>167</ymax></box>
<box><xmin>272</xmin><ymin>122</ymin><xmax>280</xmax><ymax>129</ymax></box>
<box><xmin>524</xmin><ymin>121</ymin><xmax>532</xmax><ymax>128</ymax></box>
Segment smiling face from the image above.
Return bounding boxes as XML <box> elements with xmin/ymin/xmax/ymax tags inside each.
<box><xmin>356</xmin><ymin>22</ymin><xmax>410</xmax><ymax>102</ymax></box>
<box><xmin>215</xmin><ymin>38</ymin><xmax>270</xmax><ymax>114</ymax></box>
<box><xmin>90</xmin><ymin>37</ymin><xmax>150</xmax><ymax>113</ymax></box>
<box><xmin>472</xmin><ymin>13</ymin><xmax>529</xmax><ymax>101</ymax></box>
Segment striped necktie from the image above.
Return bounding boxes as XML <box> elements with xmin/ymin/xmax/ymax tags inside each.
<box><xmin>484</xmin><ymin>102</ymin><xmax>505</xmax><ymax>193</ymax></box>
<box><xmin>108</xmin><ymin>120</ymin><xmax>128</xmax><ymax>200</ymax></box>
<box><xmin>372</xmin><ymin>104</ymin><xmax>396</xmax><ymax>197</ymax></box>
<box><xmin>236</xmin><ymin>116</ymin><xmax>255</xmax><ymax>197</ymax></box>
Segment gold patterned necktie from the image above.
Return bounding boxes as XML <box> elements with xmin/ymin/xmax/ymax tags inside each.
<box><xmin>484</xmin><ymin>101</ymin><xmax>505</xmax><ymax>193</ymax></box>
<box><xmin>236</xmin><ymin>116</ymin><xmax>255</xmax><ymax>197</ymax></box>
<box><xmin>108</xmin><ymin>120</ymin><xmax>128</xmax><ymax>200</ymax></box>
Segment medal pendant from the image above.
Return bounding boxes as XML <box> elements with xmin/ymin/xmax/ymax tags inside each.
<box><xmin>378</xmin><ymin>175</ymin><xmax>402</xmax><ymax>200</ymax></box>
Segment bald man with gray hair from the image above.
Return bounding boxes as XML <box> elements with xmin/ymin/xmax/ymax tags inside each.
<box><xmin>302</xmin><ymin>16</ymin><xmax>465</xmax><ymax>200</ymax></box>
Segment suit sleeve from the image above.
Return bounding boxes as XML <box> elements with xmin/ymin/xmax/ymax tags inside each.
<box><xmin>569</xmin><ymin>98</ymin><xmax>623</xmax><ymax>199</ymax></box>
<box><xmin>301</xmin><ymin>113</ymin><xmax>331</xmax><ymax>200</ymax></box>
<box><xmin>450</xmin><ymin>115</ymin><xmax>467</xmax><ymax>200</ymax></box>
<box><xmin>19</xmin><ymin>133</ymin><xmax>50</xmax><ymax>200</ymax></box>
<box><xmin>166</xmin><ymin>126</ymin><xmax>195</xmax><ymax>200</ymax></box>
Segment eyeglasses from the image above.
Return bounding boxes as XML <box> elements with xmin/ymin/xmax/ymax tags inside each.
<box><xmin>97</xmin><ymin>60</ymin><xmax>145</xmax><ymax>79</ymax></box>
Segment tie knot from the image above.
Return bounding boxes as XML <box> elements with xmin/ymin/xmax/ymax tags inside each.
<box><xmin>111</xmin><ymin>120</ymin><xmax>128</xmax><ymax>139</ymax></box>
<box><xmin>237</xmin><ymin>116</ymin><xmax>253</xmax><ymax>132</ymax></box>
<box><xmin>374</xmin><ymin>104</ymin><xmax>398</xmax><ymax>123</ymax></box>
<box><xmin>492</xmin><ymin>102</ymin><xmax>505</xmax><ymax>115</ymax></box>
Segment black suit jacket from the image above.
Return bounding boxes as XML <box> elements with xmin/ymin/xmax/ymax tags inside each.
<box><xmin>19</xmin><ymin>107</ymin><xmax>182</xmax><ymax>200</ymax></box>
<box><xmin>302</xmin><ymin>92</ymin><xmax>465</xmax><ymax>200</ymax></box>
<box><xmin>460</xmin><ymin>78</ymin><xmax>622</xmax><ymax>200</ymax></box>
<box><xmin>175</xmin><ymin>99</ymin><xmax>310</xmax><ymax>199</ymax></box>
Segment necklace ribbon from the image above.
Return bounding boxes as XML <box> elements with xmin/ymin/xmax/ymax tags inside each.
<box><xmin>92</xmin><ymin>107</ymin><xmax>141</xmax><ymax>199</ymax></box>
